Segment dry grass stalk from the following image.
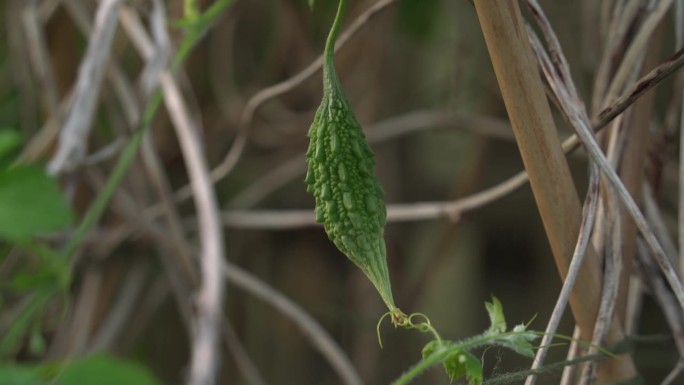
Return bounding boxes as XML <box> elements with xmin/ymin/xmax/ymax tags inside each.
<box><xmin>472</xmin><ymin>1</ymin><xmax>635</xmax><ymax>382</ymax></box>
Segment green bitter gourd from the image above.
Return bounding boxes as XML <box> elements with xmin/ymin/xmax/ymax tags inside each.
<box><xmin>305</xmin><ymin>0</ymin><xmax>398</xmax><ymax>316</ymax></box>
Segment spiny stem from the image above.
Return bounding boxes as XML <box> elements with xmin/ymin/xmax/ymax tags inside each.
<box><xmin>391</xmin><ymin>331</ymin><xmax>513</xmax><ymax>385</ymax></box>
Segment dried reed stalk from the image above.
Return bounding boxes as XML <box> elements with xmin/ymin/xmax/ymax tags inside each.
<box><xmin>472</xmin><ymin>1</ymin><xmax>636</xmax><ymax>382</ymax></box>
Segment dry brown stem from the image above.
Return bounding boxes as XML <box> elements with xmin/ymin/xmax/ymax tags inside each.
<box><xmin>472</xmin><ymin>1</ymin><xmax>635</xmax><ymax>381</ymax></box>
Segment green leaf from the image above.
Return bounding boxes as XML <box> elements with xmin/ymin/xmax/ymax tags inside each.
<box><xmin>421</xmin><ymin>340</ymin><xmax>440</xmax><ymax>358</ymax></box>
<box><xmin>0</xmin><ymin>165</ymin><xmax>73</xmax><ymax>241</ymax></box>
<box><xmin>443</xmin><ymin>351</ymin><xmax>465</xmax><ymax>382</ymax></box>
<box><xmin>0</xmin><ymin>365</ymin><xmax>42</xmax><ymax>385</ymax></box>
<box><xmin>496</xmin><ymin>324</ymin><xmax>538</xmax><ymax>358</ymax></box>
<box><xmin>307</xmin><ymin>0</ymin><xmax>315</xmax><ymax>10</ymax></box>
<box><xmin>463</xmin><ymin>352</ymin><xmax>483</xmax><ymax>385</ymax></box>
<box><xmin>443</xmin><ymin>351</ymin><xmax>482</xmax><ymax>385</ymax></box>
<box><xmin>56</xmin><ymin>355</ymin><xmax>162</xmax><ymax>385</ymax></box>
<box><xmin>485</xmin><ymin>296</ymin><xmax>506</xmax><ymax>335</ymax></box>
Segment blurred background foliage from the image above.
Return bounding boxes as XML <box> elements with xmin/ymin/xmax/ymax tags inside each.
<box><xmin>0</xmin><ymin>0</ymin><xmax>680</xmax><ymax>384</ymax></box>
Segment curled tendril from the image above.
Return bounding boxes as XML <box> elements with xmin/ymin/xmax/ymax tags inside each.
<box><xmin>376</xmin><ymin>308</ymin><xmax>442</xmax><ymax>348</ymax></box>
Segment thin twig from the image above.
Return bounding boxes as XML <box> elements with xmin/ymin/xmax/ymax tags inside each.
<box><xmin>223</xmin><ymin>262</ymin><xmax>363</xmax><ymax>385</ymax></box>
<box><xmin>7</xmin><ymin>1</ymin><xmax>38</xmax><ymax>136</ymax></box>
<box><xmin>18</xmin><ymin>0</ymin><xmax>140</xmax><ymax>165</ymax></box>
<box><xmin>84</xmin><ymin>169</ymin><xmax>195</xmax><ymax>327</ymax></box>
<box><xmin>531</xmin><ymin>13</ymin><xmax>684</xmax><ymax>317</ymax></box>
<box><xmin>677</xmin><ymin>0</ymin><xmax>684</xmax><ymax>282</ymax></box>
<box><xmin>524</xmin><ymin>0</ymin><xmax>579</xmax><ymax>100</ymax></box>
<box><xmin>161</xmin><ymin>51</ymin><xmax>226</xmax><ymax>385</ymax></box>
<box><xmin>142</xmin><ymin>3</ymin><xmax>684</xmax><ymax>228</ymax></box>
<box><xmin>61</xmin><ymin>0</ymin><xmax>141</xmax><ymax>127</ymax></box>
<box><xmin>21</xmin><ymin>0</ymin><xmax>59</xmax><ymax>119</ymax></box>
<box><xmin>603</xmin><ymin>0</ymin><xmax>675</xmax><ymax>107</ymax></box>
<box><xmin>222</xmin><ymin>319</ymin><xmax>269</xmax><ymax>385</ymax></box>
<box><xmin>213</xmin><ymin>60</ymin><xmax>680</xmax><ymax>228</ymax></box>
<box><xmin>116</xmin><ymin>276</ymin><xmax>170</xmax><ymax>352</ymax></box>
<box><xmin>559</xmin><ymin>326</ymin><xmax>582</xmax><ymax>385</ymax></box>
<box><xmin>84</xmin><ymin>178</ymin><xmax>361</xmax><ymax>385</ymax></box>
<box><xmin>592</xmin><ymin>0</ymin><xmax>642</xmax><ymax>113</ymax></box>
<box><xmin>138</xmin><ymin>0</ymin><xmax>199</xmax><ymax>286</ymax></box>
<box><xmin>635</xmin><ymin>240</ymin><xmax>684</xmax><ymax>358</ymax></box>
<box><xmin>525</xmin><ymin>165</ymin><xmax>600</xmax><ymax>385</ymax></box>
<box><xmin>525</xmin><ymin>3</ymin><xmax>653</xmax><ymax>379</ymax></box>
<box><xmin>48</xmin><ymin>0</ymin><xmax>124</xmax><ymax>175</ymax></box>
<box><xmin>141</xmin><ymin>0</ymin><xmax>171</xmax><ymax>98</ymax></box>
<box><xmin>140</xmin><ymin>131</ymin><xmax>200</xmax><ymax>278</ymax></box>
<box><xmin>643</xmin><ymin>184</ymin><xmax>684</xmax><ymax>359</ymax></box>
<box><xmin>580</xmin><ymin>84</ymin><xmax>684</xmax><ymax>315</ymax></box>
<box><xmin>643</xmin><ymin>183</ymin><xmax>679</xmax><ymax>263</ymax></box>
<box><xmin>227</xmin><ymin>110</ymin><xmax>513</xmax><ymax>208</ymax></box>
<box><xmin>36</xmin><ymin>0</ymin><xmax>62</xmax><ymax>21</ymax></box>
<box><xmin>579</xmin><ymin>188</ymin><xmax>623</xmax><ymax>385</ymax></box>
<box><xmin>46</xmin><ymin>270</ymin><xmax>102</xmax><ymax>358</ymax></box>
<box><xmin>83</xmin><ymin>139</ymin><xmax>125</xmax><ymax>166</ymax></box>
<box><xmin>624</xmin><ymin>274</ymin><xmax>643</xmax><ymax>335</ymax></box>
<box><xmin>121</xmin><ymin>4</ymin><xmax>228</xmax><ymax>382</ymax></box>
<box><xmin>87</xmin><ymin>263</ymin><xmax>149</xmax><ymax>353</ymax></box>
<box><xmin>218</xmin><ymin>171</ymin><xmax>528</xmax><ymax>228</ymax></box>
<box><xmin>595</xmin><ymin>46</ymin><xmax>684</xmax><ymax>130</ymax></box>
<box><xmin>221</xmin><ymin>43</ymin><xmax>684</xmax><ymax>223</ymax></box>
<box><xmin>661</xmin><ymin>359</ymin><xmax>684</xmax><ymax>385</ymax></box>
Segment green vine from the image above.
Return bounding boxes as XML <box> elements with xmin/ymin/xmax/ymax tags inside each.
<box><xmin>390</xmin><ymin>296</ymin><xmax>539</xmax><ymax>385</ymax></box>
<box><xmin>382</xmin><ymin>296</ymin><xmax>617</xmax><ymax>385</ymax></box>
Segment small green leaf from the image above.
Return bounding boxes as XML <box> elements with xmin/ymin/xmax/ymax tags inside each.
<box><xmin>0</xmin><ymin>165</ymin><xmax>73</xmax><ymax>241</ymax></box>
<box><xmin>56</xmin><ymin>355</ymin><xmax>162</xmax><ymax>385</ymax></box>
<box><xmin>444</xmin><ymin>351</ymin><xmax>482</xmax><ymax>385</ymax></box>
<box><xmin>421</xmin><ymin>340</ymin><xmax>440</xmax><ymax>358</ymax></box>
<box><xmin>443</xmin><ymin>351</ymin><xmax>466</xmax><ymax>382</ymax></box>
<box><xmin>307</xmin><ymin>0</ymin><xmax>315</xmax><ymax>10</ymax></box>
<box><xmin>463</xmin><ymin>352</ymin><xmax>483</xmax><ymax>385</ymax></box>
<box><xmin>497</xmin><ymin>325</ymin><xmax>538</xmax><ymax>358</ymax></box>
<box><xmin>485</xmin><ymin>296</ymin><xmax>506</xmax><ymax>335</ymax></box>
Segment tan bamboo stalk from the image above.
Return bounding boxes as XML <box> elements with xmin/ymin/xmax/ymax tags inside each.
<box><xmin>472</xmin><ymin>1</ymin><xmax>636</xmax><ymax>382</ymax></box>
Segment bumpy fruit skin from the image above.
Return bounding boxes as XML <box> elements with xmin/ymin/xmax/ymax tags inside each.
<box><xmin>305</xmin><ymin>71</ymin><xmax>395</xmax><ymax>311</ymax></box>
